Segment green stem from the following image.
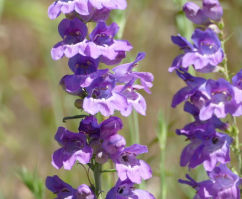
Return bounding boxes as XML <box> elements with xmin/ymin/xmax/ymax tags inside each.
<box><xmin>62</xmin><ymin>114</ymin><xmax>87</xmax><ymax>122</ymax></box>
<box><xmin>101</xmin><ymin>169</ymin><xmax>117</xmax><ymax>173</ymax></box>
<box><xmin>94</xmin><ymin>163</ymin><xmax>102</xmax><ymax>198</ymax></box>
<box><xmin>218</xmin><ymin>21</ymin><xmax>230</xmax><ymax>81</ymax></box>
<box><xmin>156</xmin><ymin>111</ymin><xmax>167</xmax><ymax>199</ymax></box>
<box><xmin>133</xmin><ymin>110</ymin><xmax>140</xmax><ymax>144</ymax></box>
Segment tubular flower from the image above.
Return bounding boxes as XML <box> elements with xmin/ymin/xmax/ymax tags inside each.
<box><xmin>179</xmin><ymin>165</ymin><xmax>242</xmax><ymax>199</ymax></box>
<box><xmin>170</xmin><ymin>28</ymin><xmax>224</xmax><ymax>73</ymax></box>
<box><xmin>52</xmin><ymin>127</ymin><xmax>92</xmax><ymax>170</ymax></box>
<box><xmin>48</xmin><ymin>0</ymin><xmax>127</xmax><ymax>21</ymax></box>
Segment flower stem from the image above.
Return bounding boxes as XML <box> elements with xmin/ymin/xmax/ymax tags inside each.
<box><xmin>94</xmin><ymin>162</ymin><xmax>102</xmax><ymax>198</ymax></box>
<box><xmin>156</xmin><ymin>111</ymin><xmax>167</xmax><ymax>199</ymax></box>
<box><xmin>218</xmin><ymin>20</ymin><xmax>230</xmax><ymax>81</ymax></box>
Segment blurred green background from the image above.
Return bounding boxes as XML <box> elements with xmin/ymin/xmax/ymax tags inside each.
<box><xmin>0</xmin><ymin>0</ymin><xmax>241</xmax><ymax>198</ymax></box>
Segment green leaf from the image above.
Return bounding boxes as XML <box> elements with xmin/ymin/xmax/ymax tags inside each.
<box><xmin>17</xmin><ymin>167</ymin><xmax>45</xmax><ymax>199</ymax></box>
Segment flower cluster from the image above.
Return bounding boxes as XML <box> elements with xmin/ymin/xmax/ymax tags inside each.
<box><xmin>46</xmin><ymin>0</ymin><xmax>155</xmax><ymax>198</ymax></box>
<box><xmin>170</xmin><ymin>0</ymin><xmax>242</xmax><ymax>198</ymax></box>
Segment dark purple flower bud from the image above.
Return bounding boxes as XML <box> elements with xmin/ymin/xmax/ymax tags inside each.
<box><xmin>106</xmin><ymin>179</ymin><xmax>155</xmax><ymax>199</ymax></box>
<box><xmin>52</xmin><ymin>127</ymin><xmax>92</xmax><ymax>170</ymax></box>
<box><xmin>100</xmin><ymin>116</ymin><xmax>123</xmax><ymax>139</ymax></box>
<box><xmin>112</xmin><ymin>144</ymin><xmax>152</xmax><ymax>184</ymax></box>
<box><xmin>90</xmin><ymin>22</ymin><xmax>119</xmax><ymax>46</ymax></box>
<box><xmin>183</xmin><ymin>2</ymin><xmax>210</xmax><ymax>25</ymax></box>
<box><xmin>68</xmin><ymin>55</ymin><xmax>99</xmax><ymax>75</ymax></box>
<box><xmin>179</xmin><ymin>165</ymin><xmax>241</xmax><ymax>199</ymax></box>
<box><xmin>180</xmin><ymin>131</ymin><xmax>232</xmax><ymax>171</ymax></box>
<box><xmin>232</xmin><ymin>69</ymin><xmax>242</xmax><ymax>90</ymax></box>
<box><xmin>203</xmin><ymin>0</ymin><xmax>223</xmax><ymax>21</ymax></box>
<box><xmin>46</xmin><ymin>175</ymin><xmax>96</xmax><ymax>199</ymax></box>
<box><xmin>78</xmin><ymin>115</ymin><xmax>100</xmax><ymax>136</ymax></box>
<box><xmin>102</xmin><ymin>134</ymin><xmax>126</xmax><ymax>155</ymax></box>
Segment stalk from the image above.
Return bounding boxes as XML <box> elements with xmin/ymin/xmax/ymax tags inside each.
<box><xmin>94</xmin><ymin>163</ymin><xmax>102</xmax><ymax>198</ymax></box>
<box><xmin>156</xmin><ymin>111</ymin><xmax>167</xmax><ymax>199</ymax></box>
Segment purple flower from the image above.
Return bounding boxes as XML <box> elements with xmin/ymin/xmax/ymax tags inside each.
<box><xmin>82</xmin><ymin>73</ymin><xmax>128</xmax><ymax>117</ymax></box>
<box><xmin>232</xmin><ymin>69</ymin><xmax>242</xmax><ymax>89</ymax></box>
<box><xmin>51</xmin><ymin>17</ymin><xmax>88</xmax><ymax>60</ymax></box>
<box><xmin>60</xmin><ymin>69</ymin><xmax>108</xmax><ymax>96</ymax></box>
<box><xmin>48</xmin><ymin>0</ymin><xmax>126</xmax><ymax>20</ymax></box>
<box><xmin>78</xmin><ymin>116</ymin><xmax>125</xmax><ymax>163</ymax></box>
<box><xmin>102</xmin><ymin>134</ymin><xmax>126</xmax><ymax>155</ymax></box>
<box><xmin>199</xmin><ymin>78</ymin><xmax>242</xmax><ymax>120</ymax></box>
<box><xmin>112</xmin><ymin>53</ymin><xmax>153</xmax><ymax>116</ymax></box>
<box><xmin>203</xmin><ymin>0</ymin><xmax>223</xmax><ymax>21</ymax></box>
<box><xmin>180</xmin><ymin>131</ymin><xmax>232</xmax><ymax>171</ymax></box>
<box><xmin>79</xmin><ymin>115</ymin><xmax>100</xmax><ymax>136</ymax></box>
<box><xmin>68</xmin><ymin>55</ymin><xmax>99</xmax><ymax>75</ymax></box>
<box><xmin>183</xmin><ymin>2</ymin><xmax>210</xmax><ymax>25</ymax></box>
<box><xmin>183</xmin><ymin>0</ymin><xmax>223</xmax><ymax>25</ymax></box>
<box><xmin>106</xmin><ymin>179</ymin><xmax>155</xmax><ymax>199</ymax></box>
<box><xmin>52</xmin><ymin>20</ymin><xmax>132</xmax><ymax>65</ymax></box>
<box><xmin>100</xmin><ymin>116</ymin><xmax>123</xmax><ymax>139</ymax></box>
<box><xmin>169</xmin><ymin>28</ymin><xmax>224</xmax><ymax>73</ymax></box>
<box><xmin>46</xmin><ymin>175</ymin><xmax>96</xmax><ymax>199</ymax></box>
<box><xmin>172</xmin><ymin>71</ymin><xmax>242</xmax><ymax>120</ymax></box>
<box><xmin>112</xmin><ymin>144</ymin><xmax>152</xmax><ymax>184</ymax></box>
<box><xmin>172</xmin><ymin>70</ymin><xmax>206</xmax><ymax>108</ymax></box>
<box><xmin>98</xmin><ymin>117</ymin><xmax>125</xmax><ymax>156</ymax></box>
<box><xmin>176</xmin><ymin>102</ymin><xmax>228</xmax><ymax>137</ymax></box>
<box><xmin>52</xmin><ymin>127</ymin><xmax>92</xmax><ymax>170</ymax></box>
<box><xmin>83</xmin><ymin>22</ymin><xmax>132</xmax><ymax>65</ymax></box>
<box><xmin>179</xmin><ymin>164</ymin><xmax>242</xmax><ymax>199</ymax></box>
<box><xmin>113</xmin><ymin>52</ymin><xmax>154</xmax><ymax>94</ymax></box>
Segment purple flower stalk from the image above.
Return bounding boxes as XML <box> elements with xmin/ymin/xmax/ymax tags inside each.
<box><xmin>170</xmin><ymin>0</ymin><xmax>242</xmax><ymax>198</ymax></box>
<box><xmin>46</xmin><ymin>0</ymin><xmax>154</xmax><ymax>197</ymax></box>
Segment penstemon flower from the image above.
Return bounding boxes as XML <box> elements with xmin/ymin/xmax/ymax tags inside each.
<box><xmin>46</xmin><ymin>175</ymin><xmax>96</xmax><ymax>199</ymax></box>
<box><xmin>46</xmin><ymin>0</ymin><xmax>155</xmax><ymax>198</ymax></box>
<box><xmin>170</xmin><ymin>0</ymin><xmax>242</xmax><ymax>198</ymax></box>
<box><xmin>179</xmin><ymin>165</ymin><xmax>241</xmax><ymax>199</ymax></box>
